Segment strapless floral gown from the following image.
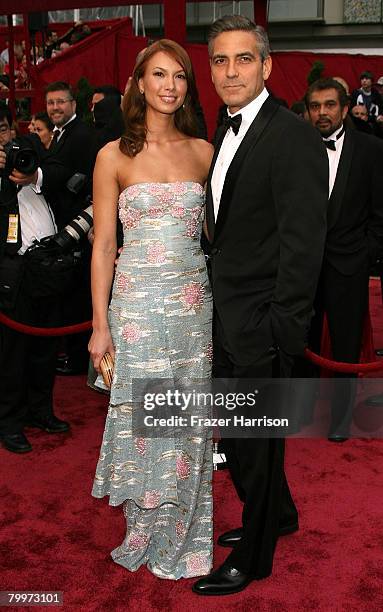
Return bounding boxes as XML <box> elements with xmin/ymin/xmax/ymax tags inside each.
<box><xmin>92</xmin><ymin>182</ymin><xmax>213</xmax><ymax>579</ymax></box>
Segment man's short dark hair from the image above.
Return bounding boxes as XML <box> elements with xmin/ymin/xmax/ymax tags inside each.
<box><xmin>0</xmin><ymin>102</ymin><xmax>12</xmax><ymax>127</ymax></box>
<box><xmin>45</xmin><ymin>81</ymin><xmax>74</xmax><ymax>99</ymax></box>
<box><xmin>305</xmin><ymin>78</ymin><xmax>349</xmax><ymax>109</ymax></box>
<box><xmin>93</xmin><ymin>85</ymin><xmax>121</xmax><ymax>108</ymax></box>
<box><xmin>207</xmin><ymin>14</ymin><xmax>271</xmax><ymax>61</ymax></box>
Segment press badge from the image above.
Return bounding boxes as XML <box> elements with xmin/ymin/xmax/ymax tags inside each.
<box><xmin>7</xmin><ymin>214</ymin><xmax>19</xmax><ymax>243</ymax></box>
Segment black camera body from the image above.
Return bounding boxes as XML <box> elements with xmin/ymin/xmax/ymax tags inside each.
<box><xmin>1</xmin><ymin>140</ymin><xmax>39</xmax><ymax>180</ymax></box>
<box><xmin>0</xmin><ymin>139</ymin><xmax>40</xmax><ymax>209</ymax></box>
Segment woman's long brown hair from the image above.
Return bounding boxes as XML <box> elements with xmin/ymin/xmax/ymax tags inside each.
<box><xmin>120</xmin><ymin>39</ymin><xmax>199</xmax><ymax>157</ymax></box>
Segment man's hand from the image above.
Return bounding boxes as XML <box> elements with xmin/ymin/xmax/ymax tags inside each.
<box><xmin>8</xmin><ymin>169</ymin><xmax>38</xmax><ymax>187</ymax></box>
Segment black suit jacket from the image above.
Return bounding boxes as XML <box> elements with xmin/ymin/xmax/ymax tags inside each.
<box><xmin>206</xmin><ymin>97</ymin><xmax>329</xmax><ymax>363</ymax></box>
<box><xmin>325</xmin><ymin>127</ymin><xmax>383</xmax><ymax>275</ymax></box>
<box><xmin>41</xmin><ymin>116</ymin><xmax>96</xmax><ymax>229</ymax></box>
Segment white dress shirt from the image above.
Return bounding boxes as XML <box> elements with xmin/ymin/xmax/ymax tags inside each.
<box><xmin>17</xmin><ymin>185</ymin><xmax>56</xmax><ymax>254</ymax></box>
<box><xmin>211</xmin><ymin>88</ymin><xmax>269</xmax><ymax>220</ymax></box>
<box><xmin>323</xmin><ymin>124</ymin><xmax>345</xmax><ymax>197</ymax></box>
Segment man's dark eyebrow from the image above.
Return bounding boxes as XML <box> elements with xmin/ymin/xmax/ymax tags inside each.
<box><xmin>310</xmin><ymin>99</ymin><xmax>337</xmax><ymax>104</ymax></box>
<box><xmin>212</xmin><ymin>52</ymin><xmax>256</xmax><ymax>60</ymax></box>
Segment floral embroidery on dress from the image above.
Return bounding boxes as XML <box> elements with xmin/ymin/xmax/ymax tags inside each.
<box><xmin>175</xmin><ymin>520</ymin><xmax>186</xmax><ymax>538</ymax></box>
<box><xmin>185</xmin><ymin>218</ymin><xmax>199</xmax><ymax>238</ymax></box>
<box><xmin>142</xmin><ymin>490</ymin><xmax>161</xmax><ymax>508</ymax></box>
<box><xmin>191</xmin><ymin>182</ymin><xmax>204</xmax><ymax>194</ymax></box>
<box><xmin>122</xmin><ymin>322</ymin><xmax>142</xmax><ymax>343</ymax></box>
<box><xmin>124</xmin><ymin>185</ymin><xmax>141</xmax><ymax>201</ymax></box>
<box><xmin>180</xmin><ymin>282</ymin><xmax>205</xmax><ymax>312</ymax></box>
<box><xmin>120</xmin><ymin>206</ymin><xmax>141</xmax><ymax>230</ymax></box>
<box><xmin>205</xmin><ymin>341</ymin><xmax>213</xmax><ymax>363</ymax></box>
<box><xmin>148</xmin><ymin>183</ymin><xmax>166</xmax><ymax>196</ymax></box>
<box><xmin>171</xmin><ymin>205</ymin><xmax>186</xmax><ymax>219</ymax></box>
<box><xmin>148</xmin><ymin>204</ymin><xmax>166</xmax><ymax>218</ymax></box>
<box><xmin>186</xmin><ymin>553</ymin><xmax>210</xmax><ymax>577</ymax></box>
<box><xmin>146</xmin><ymin>241</ymin><xmax>167</xmax><ymax>264</ymax></box>
<box><xmin>134</xmin><ymin>437</ymin><xmax>147</xmax><ymax>456</ymax></box>
<box><xmin>157</xmin><ymin>191</ymin><xmax>175</xmax><ymax>206</ymax></box>
<box><xmin>172</xmin><ymin>182</ymin><xmax>189</xmax><ymax>196</ymax></box>
<box><xmin>127</xmin><ymin>531</ymin><xmax>149</xmax><ymax>550</ymax></box>
<box><xmin>115</xmin><ymin>271</ymin><xmax>133</xmax><ymax>293</ymax></box>
<box><xmin>176</xmin><ymin>451</ymin><xmax>191</xmax><ymax>480</ymax></box>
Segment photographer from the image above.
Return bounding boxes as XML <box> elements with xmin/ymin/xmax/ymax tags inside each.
<box><xmin>0</xmin><ymin>105</ymin><xmax>69</xmax><ymax>454</ymax></box>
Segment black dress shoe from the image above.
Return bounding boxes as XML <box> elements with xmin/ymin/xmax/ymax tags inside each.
<box><xmin>218</xmin><ymin>520</ymin><xmax>299</xmax><ymax>547</ymax></box>
<box><xmin>192</xmin><ymin>562</ymin><xmax>254</xmax><ymax>596</ymax></box>
<box><xmin>375</xmin><ymin>349</ymin><xmax>383</xmax><ymax>357</ymax></box>
<box><xmin>328</xmin><ymin>434</ymin><xmax>348</xmax><ymax>443</ymax></box>
<box><xmin>0</xmin><ymin>432</ymin><xmax>32</xmax><ymax>453</ymax></box>
<box><xmin>27</xmin><ymin>414</ymin><xmax>70</xmax><ymax>433</ymax></box>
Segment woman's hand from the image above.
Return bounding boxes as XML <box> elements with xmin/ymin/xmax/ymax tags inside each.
<box><xmin>88</xmin><ymin>328</ymin><xmax>115</xmax><ymax>373</ymax></box>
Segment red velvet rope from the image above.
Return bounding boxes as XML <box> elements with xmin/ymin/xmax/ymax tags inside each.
<box><xmin>1</xmin><ymin>311</ymin><xmax>382</xmax><ymax>372</ymax></box>
<box><xmin>304</xmin><ymin>348</ymin><xmax>383</xmax><ymax>374</ymax></box>
<box><xmin>0</xmin><ymin>311</ymin><xmax>92</xmax><ymax>336</ymax></box>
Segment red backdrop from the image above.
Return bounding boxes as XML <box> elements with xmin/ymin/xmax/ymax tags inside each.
<box><xmin>25</xmin><ymin>22</ymin><xmax>383</xmax><ymax>139</ymax></box>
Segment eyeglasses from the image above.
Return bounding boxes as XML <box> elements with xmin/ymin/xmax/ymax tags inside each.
<box><xmin>0</xmin><ymin>125</ymin><xmax>11</xmax><ymax>133</ymax></box>
<box><xmin>46</xmin><ymin>98</ymin><xmax>73</xmax><ymax>106</ymax></box>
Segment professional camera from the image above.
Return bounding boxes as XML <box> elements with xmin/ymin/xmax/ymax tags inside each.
<box><xmin>1</xmin><ymin>141</ymin><xmax>39</xmax><ymax>179</ymax></box>
<box><xmin>23</xmin><ymin>204</ymin><xmax>94</xmax><ymax>298</ymax></box>
<box><xmin>0</xmin><ymin>140</ymin><xmax>40</xmax><ymax>209</ymax></box>
<box><xmin>53</xmin><ymin>204</ymin><xmax>93</xmax><ymax>252</ymax></box>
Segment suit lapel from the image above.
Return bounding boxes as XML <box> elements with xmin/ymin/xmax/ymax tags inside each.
<box><xmin>213</xmin><ymin>96</ymin><xmax>279</xmax><ymax>240</ymax></box>
<box><xmin>206</xmin><ymin>124</ymin><xmax>227</xmax><ymax>242</ymax></box>
<box><xmin>48</xmin><ymin>117</ymin><xmax>77</xmax><ymax>155</ymax></box>
<box><xmin>328</xmin><ymin>128</ymin><xmax>354</xmax><ymax>230</ymax></box>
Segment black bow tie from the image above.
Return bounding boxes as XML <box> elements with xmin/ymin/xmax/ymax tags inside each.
<box><xmin>324</xmin><ymin>139</ymin><xmax>336</xmax><ymax>151</ymax></box>
<box><xmin>323</xmin><ymin>126</ymin><xmax>345</xmax><ymax>151</ymax></box>
<box><xmin>223</xmin><ymin>114</ymin><xmax>242</xmax><ymax>135</ymax></box>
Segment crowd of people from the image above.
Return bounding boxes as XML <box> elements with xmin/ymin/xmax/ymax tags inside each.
<box><xmin>0</xmin><ymin>21</ymin><xmax>93</xmax><ymax>93</ymax></box>
<box><xmin>1</xmin><ymin>14</ymin><xmax>383</xmax><ymax>597</ymax></box>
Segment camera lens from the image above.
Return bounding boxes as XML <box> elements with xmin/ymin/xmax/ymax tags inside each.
<box><xmin>14</xmin><ymin>149</ymin><xmax>39</xmax><ymax>175</ymax></box>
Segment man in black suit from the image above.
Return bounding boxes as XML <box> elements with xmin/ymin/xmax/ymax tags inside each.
<box><xmin>305</xmin><ymin>78</ymin><xmax>383</xmax><ymax>440</ymax></box>
<box><xmin>0</xmin><ymin>106</ymin><xmax>69</xmax><ymax>453</ymax></box>
<box><xmin>42</xmin><ymin>81</ymin><xmax>96</xmax><ymax>228</ymax></box>
<box><xmin>41</xmin><ymin>81</ymin><xmax>96</xmax><ymax>375</ymax></box>
<box><xmin>193</xmin><ymin>16</ymin><xmax>328</xmax><ymax>596</ymax></box>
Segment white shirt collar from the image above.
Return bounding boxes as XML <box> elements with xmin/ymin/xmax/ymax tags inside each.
<box><xmin>323</xmin><ymin>123</ymin><xmax>345</xmax><ymax>142</ymax></box>
<box><xmin>228</xmin><ymin>88</ymin><xmax>269</xmax><ymax>135</ymax></box>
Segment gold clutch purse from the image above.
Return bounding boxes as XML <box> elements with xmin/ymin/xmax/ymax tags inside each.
<box><xmin>99</xmin><ymin>352</ymin><xmax>114</xmax><ymax>389</ymax></box>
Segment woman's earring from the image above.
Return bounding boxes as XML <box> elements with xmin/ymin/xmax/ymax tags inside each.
<box><xmin>140</xmin><ymin>89</ymin><xmax>144</xmax><ymax>95</ymax></box>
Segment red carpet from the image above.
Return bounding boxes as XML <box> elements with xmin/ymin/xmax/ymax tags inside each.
<box><xmin>1</xmin><ymin>282</ymin><xmax>383</xmax><ymax>611</ymax></box>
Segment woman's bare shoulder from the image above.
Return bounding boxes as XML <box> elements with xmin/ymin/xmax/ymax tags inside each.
<box><xmin>188</xmin><ymin>137</ymin><xmax>214</xmax><ymax>163</ymax></box>
<box><xmin>96</xmin><ymin>139</ymin><xmax>124</xmax><ymax>162</ymax></box>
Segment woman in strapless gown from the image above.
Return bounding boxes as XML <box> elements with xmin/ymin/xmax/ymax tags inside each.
<box><xmin>89</xmin><ymin>40</ymin><xmax>214</xmax><ymax>580</ymax></box>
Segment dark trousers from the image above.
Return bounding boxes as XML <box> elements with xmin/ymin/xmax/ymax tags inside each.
<box><xmin>0</xmin><ymin>283</ymin><xmax>59</xmax><ymax>435</ymax></box>
<box><xmin>308</xmin><ymin>262</ymin><xmax>369</xmax><ymax>434</ymax></box>
<box><xmin>213</xmin><ymin>320</ymin><xmax>298</xmax><ymax>578</ymax></box>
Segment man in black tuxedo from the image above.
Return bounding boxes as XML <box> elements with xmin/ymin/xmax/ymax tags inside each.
<box><xmin>305</xmin><ymin>78</ymin><xmax>383</xmax><ymax>440</ymax></box>
<box><xmin>41</xmin><ymin>81</ymin><xmax>96</xmax><ymax>375</ymax></box>
<box><xmin>193</xmin><ymin>16</ymin><xmax>328</xmax><ymax>596</ymax></box>
<box><xmin>42</xmin><ymin>81</ymin><xmax>96</xmax><ymax>229</ymax></box>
